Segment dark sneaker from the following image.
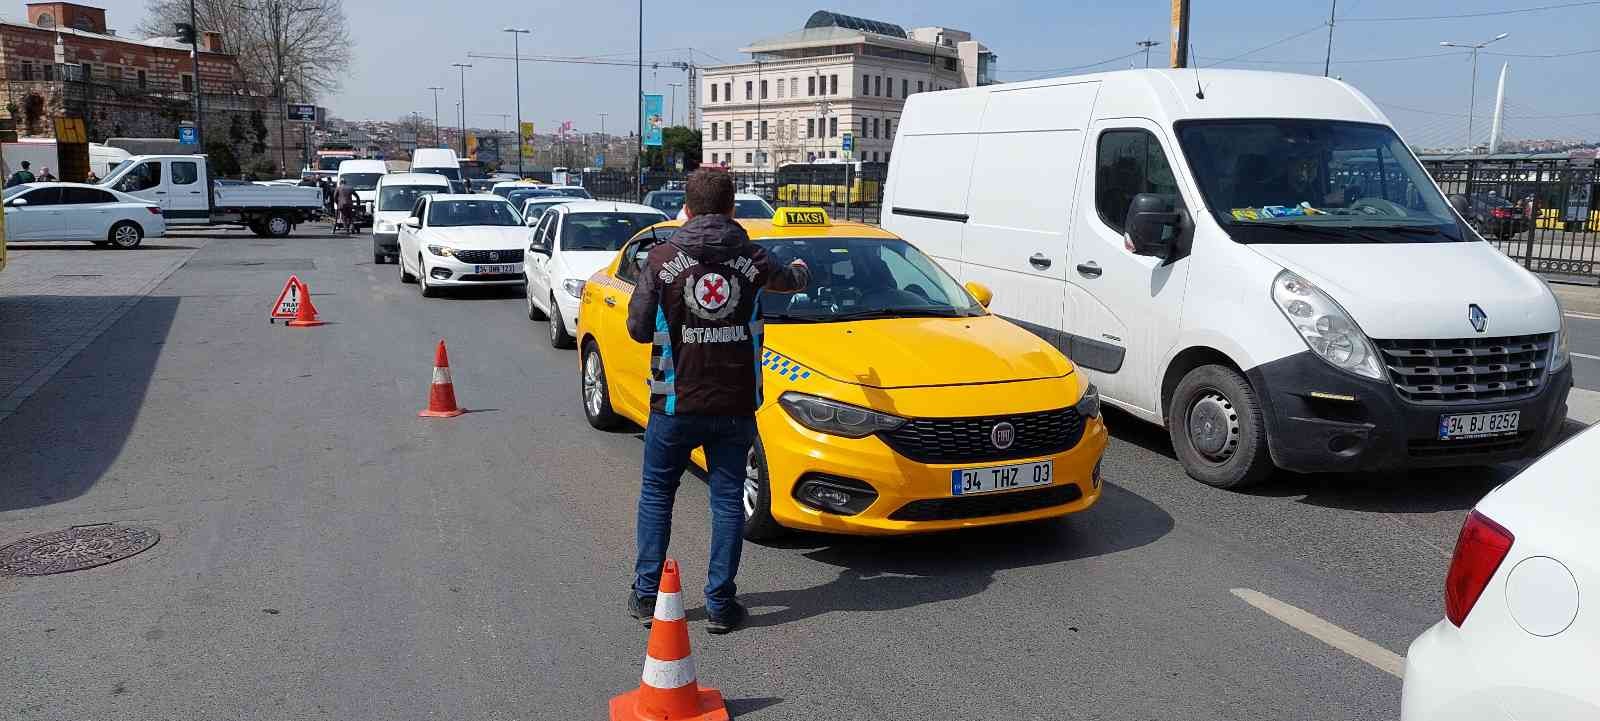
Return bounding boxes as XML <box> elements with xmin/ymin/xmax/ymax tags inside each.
<box><xmin>705</xmin><ymin>600</ymin><xmax>748</xmax><ymax>635</ymax></box>
<box><xmin>628</xmin><ymin>592</ymin><xmax>655</xmax><ymax>628</ymax></box>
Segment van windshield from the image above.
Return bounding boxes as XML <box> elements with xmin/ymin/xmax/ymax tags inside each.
<box><xmin>378</xmin><ymin>184</ymin><xmax>442</xmax><ymax>211</ymax></box>
<box><xmin>340</xmin><ymin>173</ymin><xmax>383</xmax><ymax>191</ymax></box>
<box><xmin>416</xmin><ymin>166</ymin><xmax>461</xmax><ymax>181</ymax></box>
<box><xmin>1176</xmin><ymin>119</ymin><xmax>1467</xmax><ymax>243</ymax></box>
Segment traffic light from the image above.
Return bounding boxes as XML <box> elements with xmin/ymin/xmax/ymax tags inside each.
<box><xmin>175</xmin><ymin>22</ymin><xmax>195</xmax><ymax>45</ymax></box>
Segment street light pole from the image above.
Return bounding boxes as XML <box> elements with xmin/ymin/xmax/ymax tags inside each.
<box><xmin>426</xmin><ymin>86</ymin><xmax>444</xmax><ymax>147</ymax></box>
<box><xmin>187</xmin><ymin>0</ymin><xmax>202</xmax><ymax>145</ymax></box>
<box><xmin>1440</xmin><ymin>33</ymin><xmax>1509</xmax><ymax>152</ymax></box>
<box><xmin>666</xmin><ymin>82</ymin><xmax>682</xmax><ymax>126</ymax></box>
<box><xmin>451</xmin><ymin>62</ymin><xmax>472</xmax><ymax>159</ymax></box>
<box><xmin>635</xmin><ymin>0</ymin><xmax>644</xmax><ymax>201</ymax></box>
<box><xmin>503</xmin><ymin>27</ymin><xmax>531</xmax><ymax>178</ymax></box>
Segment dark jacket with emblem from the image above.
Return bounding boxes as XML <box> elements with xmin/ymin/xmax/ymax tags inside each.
<box><xmin>627</xmin><ymin>213</ymin><xmax>808</xmax><ymax>416</ymax></box>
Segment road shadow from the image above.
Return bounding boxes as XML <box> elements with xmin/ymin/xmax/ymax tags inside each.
<box><xmin>6</xmin><ymin>243</ymin><xmax>194</xmax><ymax>251</ymax></box>
<box><xmin>432</xmin><ymin>286</ymin><xmax>528</xmax><ymax>302</ymax></box>
<box><xmin>724</xmin><ymin>697</ymin><xmax>784</xmax><ymax>716</ymax></box>
<box><xmin>727</xmin><ymin>481</ymin><xmax>1173</xmax><ymax>628</ymax></box>
<box><xmin>0</xmin><ymin>294</ymin><xmax>179</xmax><ymax>512</ymax></box>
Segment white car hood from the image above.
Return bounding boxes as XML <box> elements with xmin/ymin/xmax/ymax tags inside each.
<box><xmin>1248</xmin><ymin>241</ymin><xmax>1559</xmax><ymax>339</ymax></box>
<box><xmin>555</xmin><ymin>250</ymin><xmax>620</xmax><ymax>283</ymax></box>
<box><xmin>423</xmin><ymin>226</ymin><xmax>529</xmax><ymax>251</ymax></box>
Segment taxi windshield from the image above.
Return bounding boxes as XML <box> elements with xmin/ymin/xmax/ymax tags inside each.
<box><xmin>1176</xmin><ymin>119</ymin><xmax>1467</xmax><ymax>243</ymax></box>
<box><xmin>426</xmin><ymin>199</ymin><xmax>521</xmax><ymax>227</ymax></box>
<box><xmin>758</xmin><ymin>237</ymin><xmax>983</xmax><ymax>322</ymax></box>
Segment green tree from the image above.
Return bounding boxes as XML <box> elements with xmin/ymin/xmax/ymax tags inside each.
<box><xmin>205</xmin><ymin>141</ymin><xmax>241</xmax><ymax>177</ymax></box>
<box><xmin>228</xmin><ymin>115</ymin><xmax>248</xmax><ymax>156</ymax></box>
<box><xmin>644</xmin><ymin>126</ymin><xmax>700</xmax><ymax>171</ymax></box>
<box><xmin>249</xmin><ymin>109</ymin><xmax>269</xmax><ymax>156</ymax></box>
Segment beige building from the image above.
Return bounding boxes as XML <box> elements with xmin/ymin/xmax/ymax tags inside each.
<box><xmin>699</xmin><ymin>11</ymin><xmax>996</xmax><ymax>170</ymax></box>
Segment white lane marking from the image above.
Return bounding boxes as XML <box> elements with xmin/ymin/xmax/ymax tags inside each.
<box><xmin>1564</xmin><ymin>311</ymin><xmax>1600</xmax><ymax>321</ymax></box>
<box><xmin>641</xmin><ymin>654</ymin><xmax>697</xmax><ymax>689</ymax></box>
<box><xmin>1231</xmin><ymin>588</ymin><xmax>1405</xmax><ymax>679</ymax></box>
<box><xmin>1572</xmin><ymin>351</ymin><xmax>1600</xmax><ymax>362</ymax></box>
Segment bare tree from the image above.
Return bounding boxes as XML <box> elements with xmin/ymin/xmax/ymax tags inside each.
<box><xmin>138</xmin><ymin>0</ymin><xmax>351</xmax><ymax>102</ymax></box>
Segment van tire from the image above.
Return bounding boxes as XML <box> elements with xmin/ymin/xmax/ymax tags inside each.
<box><xmin>742</xmin><ymin>438</ymin><xmax>786</xmax><ymax>542</ymax></box>
<box><xmin>1168</xmin><ymin>364</ymin><xmax>1274</xmax><ymax>489</ymax></box>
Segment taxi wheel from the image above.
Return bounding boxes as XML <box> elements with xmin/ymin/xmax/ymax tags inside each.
<box><xmin>548</xmin><ymin>297</ymin><xmax>575</xmax><ymax>349</ymax></box>
<box><xmin>580</xmin><ymin>341</ymin><xmax>622</xmax><ymax>430</ymax></box>
<box><xmin>1168</xmin><ymin>365</ymin><xmax>1274</xmax><ymax>490</ymax></box>
<box><xmin>742</xmin><ymin>439</ymin><xmax>785</xmax><ymax>541</ymax></box>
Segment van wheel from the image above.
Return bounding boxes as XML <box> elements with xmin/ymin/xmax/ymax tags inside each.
<box><xmin>742</xmin><ymin>438</ymin><xmax>785</xmax><ymax>542</ymax></box>
<box><xmin>108</xmin><ymin>221</ymin><xmax>143</xmax><ymax>249</ymax></box>
<box><xmin>580</xmin><ymin>341</ymin><xmax>623</xmax><ymax>430</ymax></box>
<box><xmin>1168</xmin><ymin>364</ymin><xmax>1274</xmax><ymax>489</ymax></box>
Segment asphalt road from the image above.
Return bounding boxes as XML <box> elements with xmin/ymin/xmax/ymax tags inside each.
<box><xmin>1564</xmin><ymin>311</ymin><xmax>1600</xmax><ymax>391</ymax></box>
<box><xmin>0</xmin><ymin>228</ymin><xmax>1550</xmax><ymax>720</ymax></box>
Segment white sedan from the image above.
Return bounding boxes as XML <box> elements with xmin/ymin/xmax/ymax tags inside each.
<box><xmin>396</xmin><ymin>194</ymin><xmax>529</xmax><ymax>298</ymax></box>
<box><xmin>1401</xmin><ymin>424</ymin><xmax>1600</xmax><ymax>720</ymax></box>
<box><xmin>3</xmin><ymin>182</ymin><xmax>166</xmax><ymax>248</ymax></box>
<box><xmin>523</xmin><ymin>200</ymin><xmax>666</xmax><ymax>348</ymax></box>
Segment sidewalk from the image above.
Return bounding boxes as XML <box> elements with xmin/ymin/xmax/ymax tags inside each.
<box><xmin>0</xmin><ymin>238</ymin><xmax>207</xmax><ymax>422</ymax></box>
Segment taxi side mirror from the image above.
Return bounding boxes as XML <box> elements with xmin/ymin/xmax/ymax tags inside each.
<box><xmin>964</xmin><ymin>281</ymin><xmax>993</xmax><ymax>308</ymax></box>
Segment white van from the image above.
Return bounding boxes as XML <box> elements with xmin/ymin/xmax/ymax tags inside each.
<box><xmin>335</xmin><ymin>158</ymin><xmax>387</xmax><ymax>205</ymax></box>
<box><xmin>411</xmin><ymin>148</ymin><xmax>464</xmax><ymax>193</ymax></box>
<box><xmin>4</xmin><ymin>141</ymin><xmax>132</xmax><ymax>180</ymax></box>
<box><xmin>370</xmin><ymin>172</ymin><xmax>451</xmax><ymax>264</ymax></box>
<box><xmin>883</xmin><ymin>69</ymin><xmax>1572</xmax><ymax>488</ymax></box>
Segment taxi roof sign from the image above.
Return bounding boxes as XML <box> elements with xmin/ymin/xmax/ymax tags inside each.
<box><xmin>772</xmin><ymin>207</ymin><xmax>830</xmax><ymax>227</ymax></box>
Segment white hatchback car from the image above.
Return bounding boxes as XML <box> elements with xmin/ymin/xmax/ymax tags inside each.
<box><xmin>397</xmin><ymin>194</ymin><xmax>529</xmax><ymax>298</ymax></box>
<box><xmin>3</xmin><ymin>182</ymin><xmax>166</xmax><ymax>248</ymax></box>
<box><xmin>1401</xmin><ymin>424</ymin><xmax>1599</xmax><ymax>720</ymax></box>
<box><xmin>523</xmin><ymin>200</ymin><xmax>666</xmax><ymax>348</ymax></box>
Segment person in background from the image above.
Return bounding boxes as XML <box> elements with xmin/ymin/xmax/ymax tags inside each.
<box><xmin>84</xmin><ymin>169</ymin><xmax>100</xmax><ymax>184</ymax></box>
<box><xmin>6</xmin><ymin>160</ymin><xmax>35</xmax><ymax>187</ymax></box>
<box><xmin>624</xmin><ymin>168</ymin><xmax>809</xmax><ymax>634</ymax></box>
<box><xmin>36</xmin><ymin>167</ymin><xmax>56</xmax><ymax>182</ymax></box>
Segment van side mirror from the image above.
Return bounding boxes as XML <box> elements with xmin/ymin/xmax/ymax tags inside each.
<box><xmin>1447</xmin><ymin>194</ymin><xmax>1471</xmax><ymax>217</ymax></box>
<box><xmin>1124</xmin><ymin>193</ymin><xmax>1183</xmax><ymax>261</ymax></box>
<box><xmin>964</xmin><ymin>281</ymin><xmax>993</xmax><ymax>308</ymax></box>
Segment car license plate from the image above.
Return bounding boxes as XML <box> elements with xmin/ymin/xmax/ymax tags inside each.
<box><xmin>475</xmin><ymin>264</ymin><xmax>519</xmax><ymax>274</ymax></box>
<box><xmin>1438</xmin><ymin>410</ymin><xmax>1520</xmax><ymax>440</ymax></box>
<box><xmin>951</xmin><ymin>461</ymin><xmax>1053</xmax><ymax>496</ymax></box>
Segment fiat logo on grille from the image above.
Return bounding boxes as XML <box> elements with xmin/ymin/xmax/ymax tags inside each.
<box><xmin>990</xmin><ymin>422</ymin><xmax>1015</xmax><ymax>450</ymax></box>
<box><xmin>488</xmin><ymin>251</ymin><xmax>500</xmax><ymax>262</ymax></box>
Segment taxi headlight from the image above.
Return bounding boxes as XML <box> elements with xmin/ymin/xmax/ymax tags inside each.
<box><xmin>562</xmin><ymin>278</ymin><xmax>586</xmax><ymax>298</ymax></box>
<box><xmin>1075</xmin><ymin>383</ymin><xmax>1100</xmax><ymax>419</ymax></box>
<box><xmin>779</xmin><ymin>392</ymin><xmax>905</xmax><ymax>438</ymax></box>
<box><xmin>427</xmin><ymin>245</ymin><xmax>456</xmax><ymax>257</ymax></box>
<box><xmin>1271</xmin><ymin>270</ymin><xmax>1382</xmax><ymax>380</ymax></box>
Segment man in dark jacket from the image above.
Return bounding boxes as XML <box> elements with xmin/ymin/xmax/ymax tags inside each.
<box><xmin>6</xmin><ymin>160</ymin><xmax>34</xmax><ymax>188</ymax></box>
<box><xmin>625</xmin><ymin>168</ymin><xmax>808</xmax><ymax>633</ymax></box>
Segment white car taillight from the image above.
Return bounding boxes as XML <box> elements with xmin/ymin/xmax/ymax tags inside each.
<box><xmin>1445</xmin><ymin>510</ymin><xmax>1514</xmax><ymax>627</ymax></box>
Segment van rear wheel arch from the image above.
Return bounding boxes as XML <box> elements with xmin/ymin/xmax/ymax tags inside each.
<box><xmin>1160</xmin><ymin>347</ymin><xmax>1243</xmax><ymax>426</ymax></box>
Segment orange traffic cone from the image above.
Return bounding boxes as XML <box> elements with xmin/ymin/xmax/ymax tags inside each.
<box><xmin>285</xmin><ymin>279</ymin><xmax>327</xmax><ymax>327</ymax></box>
<box><xmin>418</xmin><ymin>339</ymin><xmax>465</xmax><ymax>418</ymax></box>
<box><xmin>610</xmin><ymin>559</ymin><xmax>729</xmax><ymax>721</ymax></box>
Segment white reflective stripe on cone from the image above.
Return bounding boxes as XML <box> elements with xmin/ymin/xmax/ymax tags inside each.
<box><xmin>653</xmin><ymin>591</ymin><xmax>684</xmax><ymax>622</ymax></box>
<box><xmin>641</xmin><ymin>654</ymin><xmax>697</xmax><ymax>690</ymax></box>
<box><xmin>432</xmin><ymin>367</ymin><xmax>452</xmax><ymax>384</ymax></box>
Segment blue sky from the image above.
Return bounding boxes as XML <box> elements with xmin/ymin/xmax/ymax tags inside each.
<box><xmin>89</xmin><ymin>0</ymin><xmax>1600</xmax><ymax>146</ymax></box>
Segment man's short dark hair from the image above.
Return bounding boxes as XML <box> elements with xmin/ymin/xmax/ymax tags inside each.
<box><xmin>20</xmin><ymin>161</ymin><xmax>29</xmax><ymax>169</ymax></box>
<box><xmin>685</xmin><ymin>168</ymin><xmax>734</xmax><ymax>216</ymax></box>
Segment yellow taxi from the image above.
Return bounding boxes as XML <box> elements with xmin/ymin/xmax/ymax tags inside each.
<box><xmin>575</xmin><ymin>207</ymin><xmax>1107</xmax><ymax>537</ymax></box>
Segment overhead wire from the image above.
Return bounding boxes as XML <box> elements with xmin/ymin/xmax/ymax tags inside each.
<box><xmin>1337</xmin><ymin>0</ymin><xmax>1600</xmax><ymax>22</ymax></box>
<box><xmin>1202</xmin><ymin>23</ymin><xmax>1332</xmax><ymax>67</ymax></box>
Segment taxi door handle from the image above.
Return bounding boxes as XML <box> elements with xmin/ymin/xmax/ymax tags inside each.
<box><xmin>1028</xmin><ymin>253</ymin><xmax>1052</xmax><ymax>270</ymax></box>
<box><xmin>1076</xmin><ymin>262</ymin><xmax>1102</xmax><ymax>278</ymax></box>
<box><xmin>604</xmin><ymin>296</ymin><xmax>617</xmax><ymax>307</ymax></box>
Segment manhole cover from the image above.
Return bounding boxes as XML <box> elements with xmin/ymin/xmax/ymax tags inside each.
<box><xmin>0</xmin><ymin>524</ymin><xmax>160</xmax><ymax>576</ymax></box>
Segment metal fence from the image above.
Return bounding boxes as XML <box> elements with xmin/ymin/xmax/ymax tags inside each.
<box><xmin>582</xmin><ymin>168</ymin><xmax>887</xmax><ymax>225</ymax></box>
<box><xmin>1423</xmin><ymin>157</ymin><xmax>1600</xmax><ymax>284</ymax></box>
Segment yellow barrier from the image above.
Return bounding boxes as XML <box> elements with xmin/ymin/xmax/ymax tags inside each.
<box><xmin>1535</xmin><ymin>208</ymin><xmax>1600</xmax><ymax>231</ymax></box>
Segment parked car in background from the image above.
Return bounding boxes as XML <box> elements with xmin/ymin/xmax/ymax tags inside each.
<box><xmin>518</xmin><ymin>196</ymin><xmax>581</xmax><ymax>226</ymax></box>
<box><xmin>1458</xmin><ymin>193</ymin><xmax>1530</xmax><ymax>240</ymax></box>
<box><xmin>1401</xmin><ymin>424</ymin><xmax>1600</xmax><ymax>720</ymax></box>
<box><xmin>522</xmin><ymin>200</ymin><xmax>666</xmax><ymax>348</ymax></box>
<box><xmin>3</xmin><ymin>182</ymin><xmax>166</xmax><ymax>248</ymax></box>
<box><xmin>372</xmin><ymin>172</ymin><xmax>451</xmax><ymax>264</ymax></box>
<box><xmin>663</xmin><ymin>192</ymin><xmax>775</xmax><ymax>220</ymax></box>
<box><xmin>642</xmin><ymin>189</ymin><xmax>686</xmax><ymax>217</ymax></box>
<box><xmin>397</xmin><ymin>194</ymin><xmax>528</xmax><ymax>297</ymax></box>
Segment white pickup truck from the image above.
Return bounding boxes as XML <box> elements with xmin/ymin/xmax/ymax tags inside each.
<box><xmin>99</xmin><ymin>154</ymin><xmax>323</xmax><ymax>236</ymax></box>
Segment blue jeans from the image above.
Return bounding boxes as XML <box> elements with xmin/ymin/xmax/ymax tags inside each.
<box><xmin>633</xmin><ymin>411</ymin><xmax>757</xmax><ymax>618</ymax></box>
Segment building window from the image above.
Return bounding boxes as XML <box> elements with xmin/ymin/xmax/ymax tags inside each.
<box><xmin>745</xmin><ymin>81</ymin><xmax>752</xmax><ymax>100</ymax></box>
<box><xmin>828</xmin><ymin>150</ymin><xmax>837</xmax><ymax>159</ymax></box>
<box><xmin>745</xmin><ymin>120</ymin><xmax>752</xmax><ymax>139</ymax></box>
<box><xmin>44</xmin><ymin>64</ymin><xmax>55</xmax><ymax>81</ymax></box>
<box><xmin>789</xmin><ymin>118</ymin><xmax>797</xmax><ymax>140</ymax></box>
<box><xmin>862</xmin><ymin>74</ymin><xmax>869</xmax><ymax>95</ymax></box>
<box><xmin>80</xmin><ymin>62</ymin><xmax>93</xmax><ymax>81</ymax></box>
<box><xmin>19</xmin><ymin>61</ymin><xmax>33</xmax><ymax>80</ymax></box>
<box><xmin>829</xmin><ymin>117</ymin><xmax>837</xmax><ymax>137</ymax></box>
<box><xmin>775</xmin><ymin>79</ymin><xmax>784</xmax><ymax>99</ymax></box>
<box><xmin>872</xmin><ymin>117</ymin><xmax>880</xmax><ymax>138</ymax></box>
<box><xmin>760</xmin><ymin>120</ymin><xmax>768</xmax><ymax>140</ymax></box>
<box><xmin>790</xmin><ymin>77</ymin><xmax>797</xmax><ymax>96</ymax></box>
<box><xmin>745</xmin><ymin>152</ymin><xmax>753</xmax><ymax>165</ymax></box>
<box><xmin>760</xmin><ymin>79</ymin><xmax>768</xmax><ymax>99</ymax></box>
<box><xmin>806</xmin><ymin>118</ymin><xmax>815</xmax><ymax>138</ymax></box>
<box><xmin>874</xmin><ymin>75</ymin><xmax>882</xmax><ymax>96</ymax></box>
<box><xmin>902</xmin><ymin>78</ymin><xmax>908</xmax><ymax>98</ymax></box>
<box><xmin>885</xmin><ymin>119</ymin><xmax>893</xmax><ymax>138</ymax></box>
<box><xmin>807</xmin><ymin>76</ymin><xmax>815</xmax><ymax>96</ymax></box>
<box><xmin>886</xmin><ymin>76</ymin><xmax>893</xmax><ymax>98</ymax></box>
<box><xmin>829</xmin><ymin>74</ymin><xmax>838</xmax><ymax>95</ymax></box>
<box><xmin>711</xmin><ymin>83</ymin><xmax>718</xmax><ymax>102</ymax></box>
<box><xmin>181</xmin><ymin>74</ymin><xmax>193</xmax><ymax>92</ymax></box>
<box><xmin>917</xmin><ymin>80</ymin><xmax>924</xmax><ymax>93</ymax></box>
<box><xmin>723</xmin><ymin>82</ymin><xmax>731</xmax><ymax>102</ymax></box>
<box><xmin>711</xmin><ymin>123</ymin><xmax>718</xmax><ymax>140</ymax></box>
<box><xmin>724</xmin><ymin>121</ymin><xmax>731</xmax><ymax>141</ymax></box>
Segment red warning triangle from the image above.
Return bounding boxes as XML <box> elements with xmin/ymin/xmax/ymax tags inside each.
<box><xmin>270</xmin><ymin>275</ymin><xmax>302</xmax><ymax>320</ymax></box>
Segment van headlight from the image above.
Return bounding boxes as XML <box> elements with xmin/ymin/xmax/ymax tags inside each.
<box><xmin>779</xmin><ymin>392</ymin><xmax>905</xmax><ymax>438</ymax></box>
<box><xmin>375</xmin><ymin>220</ymin><xmax>395</xmax><ymax>234</ymax></box>
<box><xmin>1551</xmin><ymin>310</ymin><xmax>1570</xmax><ymax>371</ymax></box>
<box><xmin>1271</xmin><ymin>270</ymin><xmax>1383</xmax><ymax>380</ymax></box>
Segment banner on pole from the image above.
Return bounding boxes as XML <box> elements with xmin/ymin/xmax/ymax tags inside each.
<box><xmin>521</xmin><ymin>121</ymin><xmax>536</xmax><ymax>157</ymax></box>
<box><xmin>642</xmin><ymin>94</ymin><xmax>664</xmax><ymax>147</ymax></box>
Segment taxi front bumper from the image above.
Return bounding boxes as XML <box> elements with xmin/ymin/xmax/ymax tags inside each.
<box><xmin>759</xmin><ymin>407</ymin><xmax>1108</xmax><ymax>535</ymax></box>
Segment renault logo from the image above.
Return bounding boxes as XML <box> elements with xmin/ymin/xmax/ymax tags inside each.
<box><xmin>1468</xmin><ymin>304</ymin><xmax>1488</xmax><ymax>333</ymax></box>
<box><xmin>990</xmin><ymin>422</ymin><xmax>1015</xmax><ymax>450</ymax></box>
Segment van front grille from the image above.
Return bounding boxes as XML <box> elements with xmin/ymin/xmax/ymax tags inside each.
<box><xmin>1374</xmin><ymin>334</ymin><xmax>1551</xmax><ymax>404</ymax></box>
